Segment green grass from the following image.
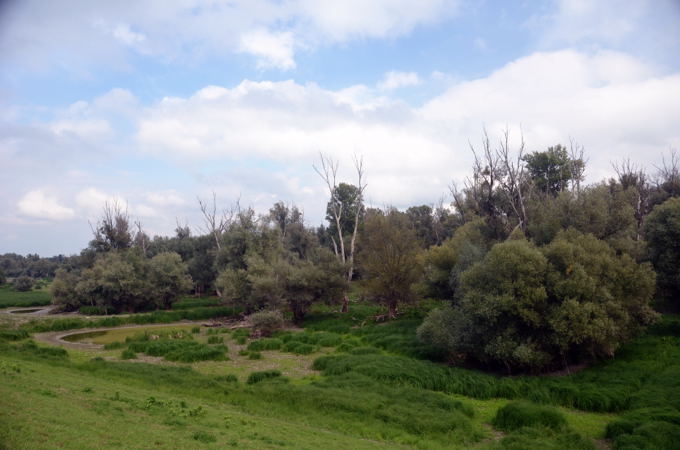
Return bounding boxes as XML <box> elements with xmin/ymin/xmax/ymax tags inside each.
<box><xmin>0</xmin><ymin>285</ymin><xmax>52</xmax><ymax>308</ymax></box>
<box><xmin>4</xmin><ymin>304</ymin><xmax>680</xmax><ymax>449</ymax></box>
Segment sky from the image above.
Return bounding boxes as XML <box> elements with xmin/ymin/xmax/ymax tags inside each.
<box><xmin>1</xmin><ymin>0</ymin><xmax>679</xmax><ymax>257</ymax></box>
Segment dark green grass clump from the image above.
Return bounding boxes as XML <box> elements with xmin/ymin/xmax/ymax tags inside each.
<box><xmin>246</xmin><ymin>370</ymin><xmax>283</xmax><ymax>385</ymax></box>
<box><xmin>0</xmin><ymin>328</ymin><xmax>29</xmax><ymax>341</ymax></box>
<box><xmin>492</xmin><ymin>427</ymin><xmax>596</xmax><ymax>450</ymax></box>
<box><xmin>247</xmin><ymin>338</ymin><xmax>282</xmax><ymax>351</ymax></box>
<box><xmin>127</xmin><ymin>340</ymin><xmax>228</xmax><ymax>363</ymax></box>
<box><xmin>492</xmin><ymin>401</ymin><xmax>567</xmax><ymax>432</ymax></box>
<box><xmin>606</xmin><ymin>407</ymin><xmax>680</xmax><ymax>449</ymax></box>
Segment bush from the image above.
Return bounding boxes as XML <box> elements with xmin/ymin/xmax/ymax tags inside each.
<box><xmin>12</xmin><ymin>276</ymin><xmax>34</xmax><ymax>292</ymax></box>
<box><xmin>249</xmin><ymin>309</ymin><xmax>284</xmax><ymax>337</ymax></box>
<box><xmin>492</xmin><ymin>401</ymin><xmax>567</xmax><ymax>432</ymax></box>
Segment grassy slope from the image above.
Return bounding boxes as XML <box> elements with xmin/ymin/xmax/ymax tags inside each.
<box><xmin>2</xmin><ymin>306</ymin><xmax>679</xmax><ymax>449</ymax></box>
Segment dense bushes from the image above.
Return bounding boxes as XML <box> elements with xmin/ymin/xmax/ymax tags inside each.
<box><xmin>418</xmin><ymin>230</ymin><xmax>658</xmax><ymax>372</ymax></box>
<box><xmin>52</xmin><ymin>250</ymin><xmax>192</xmax><ymax>313</ymax></box>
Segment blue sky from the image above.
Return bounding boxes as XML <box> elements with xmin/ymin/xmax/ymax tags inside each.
<box><xmin>1</xmin><ymin>0</ymin><xmax>679</xmax><ymax>256</ymax></box>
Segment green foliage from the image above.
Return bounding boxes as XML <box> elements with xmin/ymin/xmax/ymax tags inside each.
<box><xmin>249</xmin><ymin>309</ymin><xmax>284</xmax><ymax>337</ymax></box>
<box><xmin>523</xmin><ymin>144</ymin><xmax>584</xmax><ymax>196</ymax></box>
<box><xmin>359</xmin><ymin>209</ymin><xmax>423</xmax><ymax>317</ymax></box>
<box><xmin>246</xmin><ymin>370</ymin><xmax>283</xmax><ymax>384</ymax></box>
<box><xmin>0</xmin><ymin>328</ymin><xmax>29</xmax><ymax>341</ymax></box>
<box><xmin>12</xmin><ymin>275</ymin><xmax>35</xmax><ymax>292</ymax></box>
<box><xmin>421</xmin><ymin>219</ymin><xmax>489</xmax><ymax>299</ymax></box>
<box><xmin>419</xmin><ymin>231</ymin><xmax>658</xmax><ymax>372</ymax></box>
<box><xmin>247</xmin><ymin>338</ymin><xmax>283</xmax><ymax>351</ymax></box>
<box><xmin>492</xmin><ymin>401</ymin><xmax>567</xmax><ymax>432</ymax></box>
<box><xmin>52</xmin><ymin>250</ymin><xmax>192</xmax><ymax>313</ymax></box>
<box><xmin>645</xmin><ymin>197</ymin><xmax>680</xmax><ymax>309</ymax></box>
<box><xmin>492</xmin><ymin>427</ymin><xmax>596</xmax><ymax>450</ymax></box>
<box><xmin>0</xmin><ymin>285</ymin><xmax>51</xmax><ymax>308</ymax></box>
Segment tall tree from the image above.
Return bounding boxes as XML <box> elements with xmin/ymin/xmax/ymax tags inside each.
<box><xmin>645</xmin><ymin>197</ymin><xmax>680</xmax><ymax>310</ymax></box>
<box><xmin>314</xmin><ymin>153</ymin><xmax>366</xmax><ymax>312</ymax></box>
<box><xmin>89</xmin><ymin>201</ymin><xmax>132</xmax><ymax>252</ymax></box>
<box><xmin>359</xmin><ymin>209</ymin><xmax>423</xmax><ymax>319</ymax></box>
<box><xmin>523</xmin><ymin>144</ymin><xmax>584</xmax><ymax>196</ymax></box>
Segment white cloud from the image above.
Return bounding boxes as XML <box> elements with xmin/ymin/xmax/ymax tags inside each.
<box><xmin>50</xmin><ymin>119</ymin><xmax>111</xmax><ymax>138</ymax></box>
<box><xmin>17</xmin><ymin>190</ymin><xmax>75</xmax><ymax>221</ymax></box>
<box><xmin>239</xmin><ymin>28</ymin><xmax>296</xmax><ymax>70</ymax></box>
<box><xmin>378</xmin><ymin>71</ymin><xmax>421</xmax><ymax>90</ymax></box>
<box><xmin>0</xmin><ymin>0</ymin><xmax>461</xmax><ymax>72</ymax></box>
<box><xmin>113</xmin><ymin>23</ymin><xmax>147</xmax><ymax>48</ymax></box>
<box><xmin>134</xmin><ymin>49</ymin><xmax>680</xmax><ymax>212</ymax></box>
<box><xmin>75</xmin><ymin>188</ymin><xmax>125</xmax><ymax>217</ymax></box>
<box><xmin>145</xmin><ymin>191</ymin><xmax>187</xmax><ymax>207</ymax></box>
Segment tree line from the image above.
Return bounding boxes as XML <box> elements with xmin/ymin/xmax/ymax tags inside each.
<box><xmin>22</xmin><ymin>133</ymin><xmax>680</xmax><ymax>373</ymax></box>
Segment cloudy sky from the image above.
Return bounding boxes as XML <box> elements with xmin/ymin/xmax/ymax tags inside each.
<box><xmin>1</xmin><ymin>0</ymin><xmax>679</xmax><ymax>256</ymax></box>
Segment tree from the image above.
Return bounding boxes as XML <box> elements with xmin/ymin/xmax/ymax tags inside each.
<box><xmin>523</xmin><ymin>145</ymin><xmax>584</xmax><ymax>196</ymax></box>
<box><xmin>314</xmin><ymin>153</ymin><xmax>366</xmax><ymax>283</ymax></box>
<box><xmin>418</xmin><ymin>231</ymin><xmax>657</xmax><ymax>373</ymax></box>
<box><xmin>12</xmin><ymin>275</ymin><xmax>34</xmax><ymax>292</ymax></box>
<box><xmin>645</xmin><ymin>197</ymin><xmax>680</xmax><ymax>310</ymax></box>
<box><xmin>421</xmin><ymin>219</ymin><xmax>489</xmax><ymax>299</ymax></box>
<box><xmin>359</xmin><ymin>209</ymin><xmax>423</xmax><ymax>318</ymax></box>
<box><xmin>89</xmin><ymin>201</ymin><xmax>133</xmax><ymax>252</ymax></box>
<box><xmin>147</xmin><ymin>252</ymin><xmax>193</xmax><ymax>309</ymax></box>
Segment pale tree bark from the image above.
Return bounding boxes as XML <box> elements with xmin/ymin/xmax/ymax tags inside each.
<box><xmin>314</xmin><ymin>152</ymin><xmax>367</xmax><ymax>312</ymax></box>
<box><xmin>498</xmin><ymin>128</ymin><xmax>529</xmax><ymax>233</ymax></box>
<box><xmin>197</xmin><ymin>191</ymin><xmax>233</xmax><ymax>297</ymax></box>
<box><xmin>569</xmin><ymin>138</ymin><xmax>587</xmax><ymax>196</ymax></box>
<box><xmin>613</xmin><ymin>158</ymin><xmax>649</xmax><ymax>241</ymax></box>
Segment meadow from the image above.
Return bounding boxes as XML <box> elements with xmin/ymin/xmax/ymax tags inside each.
<box><xmin>1</xmin><ymin>294</ymin><xmax>679</xmax><ymax>449</ymax></box>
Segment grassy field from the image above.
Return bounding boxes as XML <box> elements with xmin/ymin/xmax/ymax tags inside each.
<box><xmin>0</xmin><ymin>285</ymin><xmax>52</xmax><ymax>308</ymax></box>
<box><xmin>2</xmin><ymin>303</ymin><xmax>679</xmax><ymax>449</ymax></box>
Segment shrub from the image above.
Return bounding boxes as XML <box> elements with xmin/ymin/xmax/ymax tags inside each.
<box><xmin>12</xmin><ymin>276</ymin><xmax>34</xmax><ymax>292</ymax></box>
<box><xmin>492</xmin><ymin>401</ymin><xmax>567</xmax><ymax>432</ymax></box>
<box><xmin>249</xmin><ymin>309</ymin><xmax>284</xmax><ymax>337</ymax></box>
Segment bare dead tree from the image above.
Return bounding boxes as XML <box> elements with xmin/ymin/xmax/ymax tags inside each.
<box><xmin>613</xmin><ymin>158</ymin><xmax>649</xmax><ymax>241</ymax></box>
<box><xmin>466</xmin><ymin>129</ymin><xmax>507</xmax><ymax>238</ymax></box>
<box><xmin>133</xmin><ymin>220</ymin><xmax>149</xmax><ymax>256</ymax></box>
<box><xmin>198</xmin><ymin>191</ymin><xmax>232</xmax><ymax>251</ymax></box>
<box><xmin>89</xmin><ymin>200</ymin><xmax>132</xmax><ymax>252</ymax></box>
<box><xmin>569</xmin><ymin>138</ymin><xmax>587</xmax><ymax>195</ymax></box>
<box><xmin>346</xmin><ymin>154</ymin><xmax>366</xmax><ymax>282</ymax></box>
<box><xmin>654</xmin><ymin>148</ymin><xmax>680</xmax><ymax>195</ymax></box>
<box><xmin>314</xmin><ymin>152</ymin><xmax>367</xmax><ymax>312</ymax></box>
<box><xmin>498</xmin><ymin>128</ymin><xmax>528</xmax><ymax>233</ymax></box>
<box><xmin>197</xmin><ymin>192</ymin><xmax>234</xmax><ymax>297</ymax></box>
<box><xmin>314</xmin><ymin>153</ymin><xmax>344</xmax><ymax>259</ymax></box>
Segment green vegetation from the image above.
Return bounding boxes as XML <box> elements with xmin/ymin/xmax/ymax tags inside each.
<box><xmin>0</xmin><ymin>284</ymin><xmax>52</xmax><ymax>308</ymax></box>
<box><xmin>2</xmin><ymin>306</ymin><xmax>679</xmax><ymax>448</ymax></box>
